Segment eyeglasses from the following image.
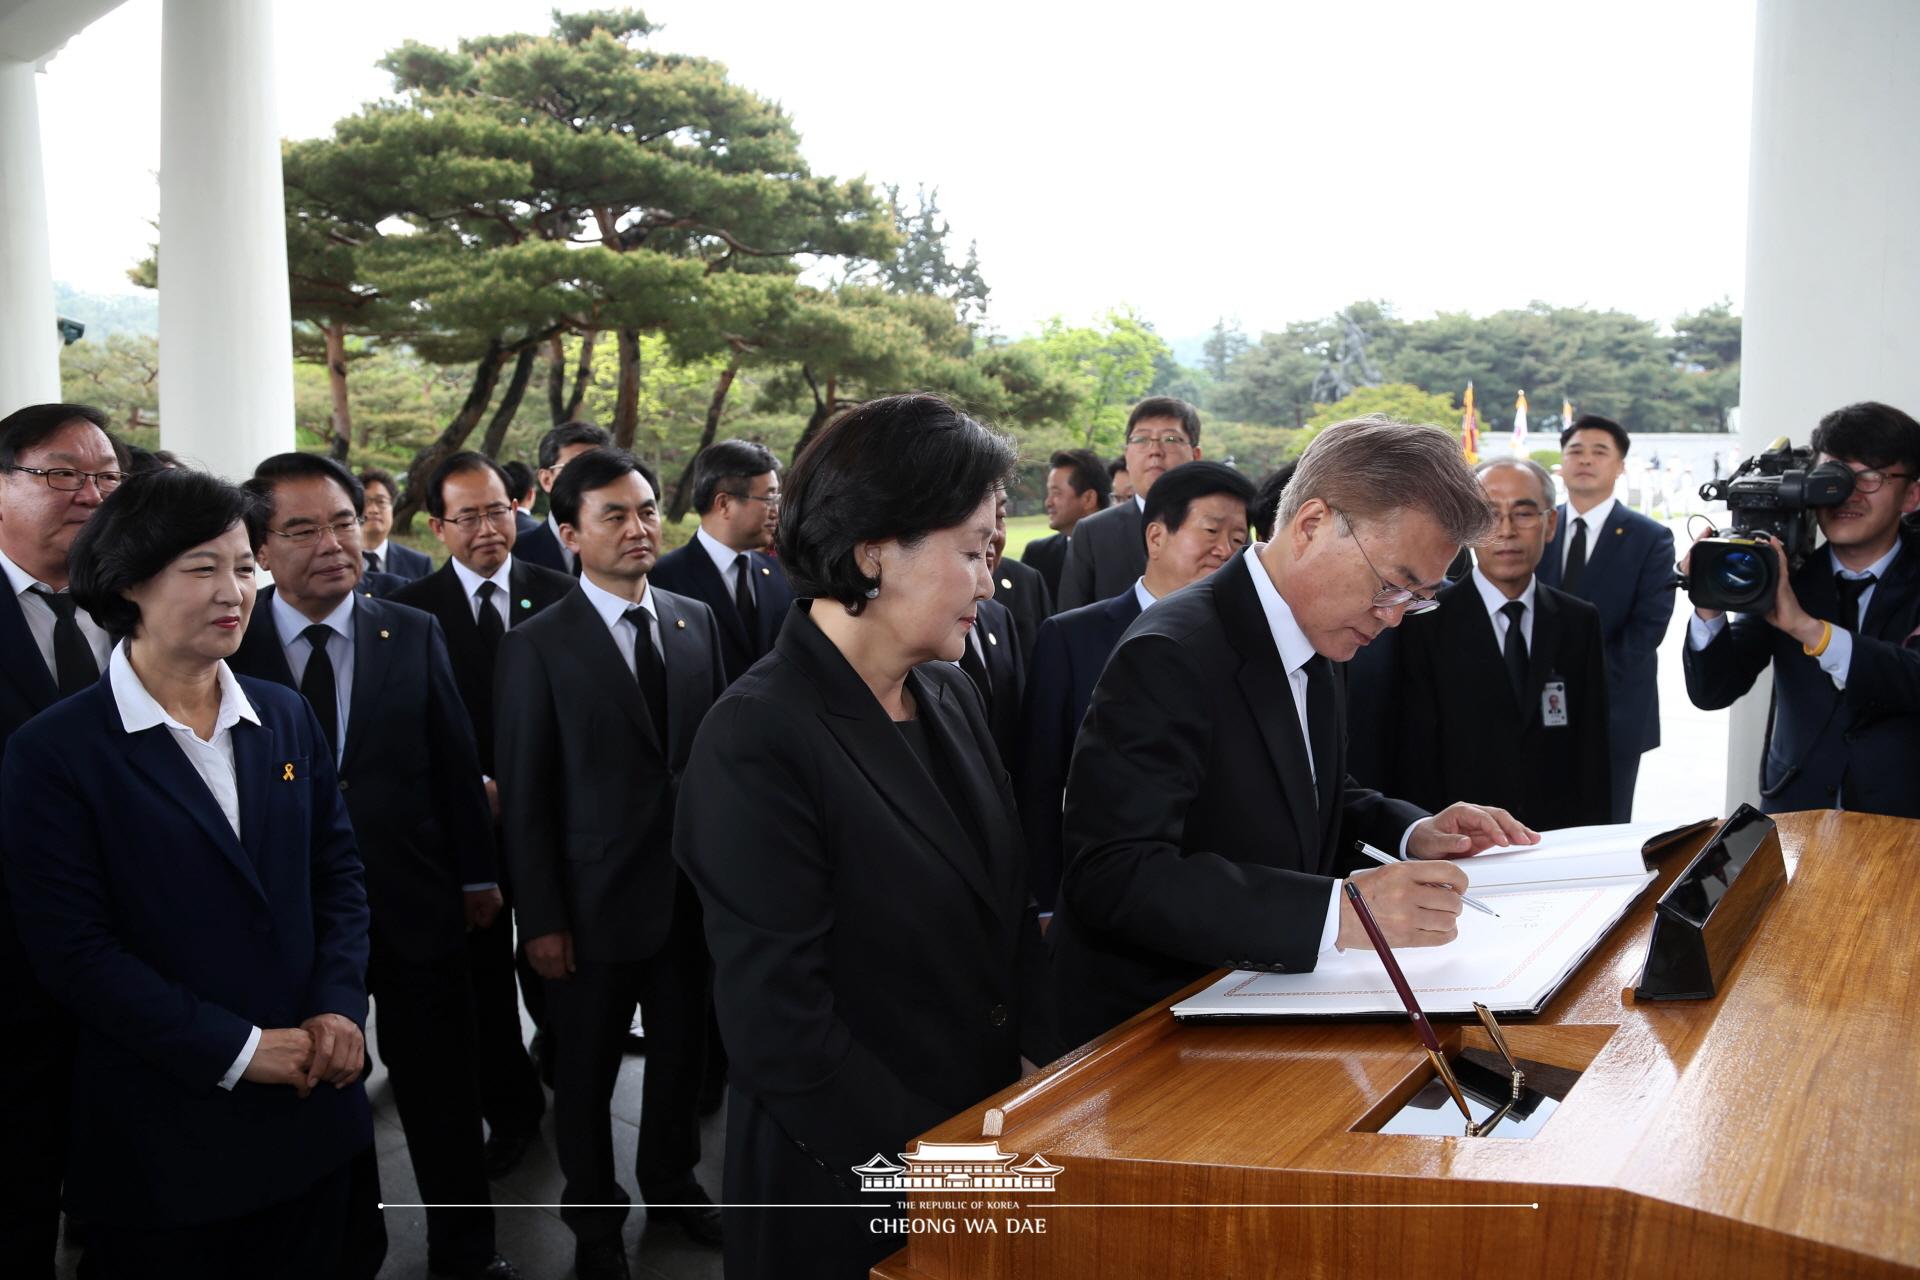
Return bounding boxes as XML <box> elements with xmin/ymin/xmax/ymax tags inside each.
<box><xmin>1488</xmin><ymin>506</ymin><xmax>1545</xmax><ymax>531</ymax></box>
<box><xmin>441</xmin><ymin>504</ymin><xmax>516</xmax><ymax>530</ymax></box>
<box><xmin>1333</xmin><ymin>507</ymin><xmax>1440</xmax><ymax>614</ymax></box>
<box><xmin>1849</xmin><ymin>467</ymin><xmax>1912</xmax><ymax>495</ymax></box>
<box><xmin>267</xmin><ymin>516</ymin><xmax>364</xmax><ymax>546</ymax></box>
<box><xmin>727</xmin><ymin>491</ymin><xmax>781</xmax><ymax>508</ymax></box>
<box><xmin>8</xmin><ymin>465</ymin><xmax>126</xmax><ymax>493</ymax></box>
<box><xmin>1125</xmin><ymin>432</ymin><xmax>1193</xmax><ymax>450</ymax></box>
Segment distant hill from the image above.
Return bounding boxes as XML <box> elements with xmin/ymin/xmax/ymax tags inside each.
<box><xmin>53</xmin><ymin>283</ymin><xmax>158</xmax><ymax>342</ymax></box>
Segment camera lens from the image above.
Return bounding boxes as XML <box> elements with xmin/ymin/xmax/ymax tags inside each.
<box><xmin>1712</xmin><ymin>548</ymin><xmax>1766</xmax><ymax>598</ymax></box>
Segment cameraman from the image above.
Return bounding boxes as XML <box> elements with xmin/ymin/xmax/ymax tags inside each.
<box><xmin>1682</xmin><ymin>401</ymin><xmax>1920</xmax><ymax>817</ymax></box>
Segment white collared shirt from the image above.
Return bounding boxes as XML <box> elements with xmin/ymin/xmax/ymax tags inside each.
<box><xmin>1132</xmin><ymin>577</ymin><xmax>1160</xmax><ymax>613</ymax></box>
<box><xmin>450</xmin><ymin>555</ymin><xmax>514</xmax><ymax>630</ymax></box>
<box><xmin>0</xmin><ymin>547</ymin><xmax>113</xmax><ymax>681</ymax></box>
<box><xmin>547</xmin><ymin>515</ymin><xmax>575</xmax><ymax>572</ymax></box>
<box><xmin>1562</xmin><ymin>495</ymin><xmax>1616</xmax><ymax>575</ymax></box>
<box><xmin>108</xmin><ymin>640</ymin><xmax>263</xmax><ymax>1089</ymax></box>
<box><xmin>364</xmin><ymin>540</ymin><xmax>390</xmax><ymax>574</ymax></box>
<box><xmin>270</xmin><ymin>590</ymin><xmax>356</xmax><ymax>762</ymax></box>
<box><xmin>694</xmin><ymin>526</ymin><xmax>753</xmax><ymax>603</ymax></box>
<box><xmin>1133</xmin><ymin>493</ymin><xmax>1145</xmax><ymax>513</ymax></box>
<box><xmin>1687</xmin><ymin>540</ymin><xmax>1901</xmax><ymax>693</ymax></box>
<box><xmin>1470</xmin><ymin>566</ymin><xmax>1537</xmax><ymax>653</ymax></box>
<box><xmin>579</xmin><ymin>573</ymin><xmax>661</xmax><ymax>680</ymax></box>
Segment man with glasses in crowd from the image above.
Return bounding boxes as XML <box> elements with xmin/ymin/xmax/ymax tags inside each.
<box><xmin>1056</xmin><ymin>397</ymin><xmax>1204</xmax><ymax>609</ymax></box>
<box><xmin>516</xmin><ymin>422</ymin><xmax>614</xmax><ymax>575</ymax></box>
<box><xmin>1683</xmin><ymin>401</ymin><xmax>1920</xmax><ymax>818</ymax></box>
<box><xmin>1392</xmin><ymin>459</ymin><xmax>1613</xmax><ymax>830</ymax></box>
<box><xmin>1049</xmin><ymin>416</ymin><xmax>1538</xmax><ymax>1048</ymax></box>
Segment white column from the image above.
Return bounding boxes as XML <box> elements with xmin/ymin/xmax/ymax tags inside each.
<box><xmin>1725</xmin><ymin>0</ymin><xmax>1920</xmax><ymax>813</ymax></box>
<box><xmin>157</xmin><ymin>0</ymin><xmax>292</xmax><ymax>478</ymax></box>
<box><xmin>0</xmin><ymin>58</ymin><xmax>60</xmax><ymax>413</ymax></box>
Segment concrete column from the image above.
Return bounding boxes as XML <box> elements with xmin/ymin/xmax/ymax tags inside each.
<box><xmin>1725</xmin><ymin>0</ymin><xmax>1920</xmax><ymax>812</ymax></box>
<box><xmin>0</xmin><ymin>58</ymin><xmax>60</xmax><ymax>413</ymax></box>
<box><xmin>157</xmin><ymin>0</ymin><xmax>293</xmax><ymax>478</ymax></box>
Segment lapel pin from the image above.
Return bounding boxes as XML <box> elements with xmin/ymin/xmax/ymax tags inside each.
<box><xmin>760</xmin><ymin>566</ymin><xmax>771</xmax><ymax>576</ymax></box>
<box><xmin>282</xmin><ymin>762</ymin><xmax>296</xmax><ymax>781</ymax></box>
<box><xmin>675</xmin><ymin>617</ymin><xmax>686</xmax><ymax>629</ymax></box>
<box><xmin>1000</xmin><ymin>577</ymin><xmax>1012</xmax><ymax>590</ymax></box>
<box><xmin>519</xmin><ymin>598</ymin><xmax>532</xmax><ymax>609</ymax></box>
<box><xmin>987</xmin><ymin>632</ymin><xmax>998</xmax><ymax>646</ymax></box>
<box><xmin>1615</xmin><ymin>527</ymin><xmax>1624</xmax><ymax>535</ymax></box>
<box><xmin>378</xmin><ymin>629</ymin><xmax>390</xmax><ymax>639</ymax></box>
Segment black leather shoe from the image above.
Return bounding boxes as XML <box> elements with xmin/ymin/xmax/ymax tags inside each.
<box><xmin>430</xmin><ymin>1253</ymin><xmax>521</xmax><ymax>1279</ymax></box>
<box><xmin>646</xmin><ymin>1183</ymin><xmax>723</xmax><ymax>1247</ymax></box>
<box><xmin>574</xmin><ymin>1240</ymin><xmax>630</xmax><ymax>1280</ymax></box>
<box><xmin>483</xmin><ymin>1122</ymin><xmax>540</xmax><ymax>1180</ymax></box>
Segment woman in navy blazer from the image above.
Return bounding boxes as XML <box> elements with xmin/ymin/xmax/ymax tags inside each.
<box><xmin>0</xmin><ymin>469</ymin><xmax>373</xmax><ymax>1278</ymax></box>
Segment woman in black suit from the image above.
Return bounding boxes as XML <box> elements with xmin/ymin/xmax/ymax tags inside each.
<box><xmin>674</xmin><ymin>394</ymin><xmax>1060</xmax><ymax>1278</ymax></box>
<box><xmin>0</xmin><ymin>469</ymin><xmax>374</xmax><ymax>1279</ymax></box>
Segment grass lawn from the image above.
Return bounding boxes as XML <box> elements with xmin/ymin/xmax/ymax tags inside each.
<box><xmin>1003</xmin><ymin>513</ymin><xmax>1053</xmax><ymax>560</ymax></box>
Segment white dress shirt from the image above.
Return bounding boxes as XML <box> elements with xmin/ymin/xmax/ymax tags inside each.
<box><xmin>1562</xmin><ymin>495</ymin><xmax>1616</xmax><ymax>576</ymax></box>
<box><xmin>109</xmin><ymin>641</ymin><xmax>264</xmax><ymax>1089</ymax></box>
<box><xmin>579</xmin><ymin>573</ymin><xmax>661</xmax><ymax>679</ymax></box>
<box><xmin>271</xmin><ymin>590</ymin><xmax>356</xmax><ymax>762</ymax></box>
<box><xmin>1687</xmin><ymin>540</ymin><xmax>1900</xmax><ymax>690</ymax></box>
<box><xmin>363</xmin><ymin>540</ymin><xmax>391</xmax><ymax>574</ymax></box>
<box><xmin>694</xmin><ymin>526</ymin><xmax>754</xmax><ymax>604</ymax></box>
<box><xmin>1131</xmin><ymin>577</ymin><xmax>1161</xmax><ymax>612</ymax></box>
<box><xmin>1470</xmin><ymin>566</ymin><xmax>1537</xmax><ymax>652</ymax></box>
<box><xmin>450</xmin><ymin>554</ymin><xmax>515</xmax><ymax>630</ymax></box>
<box><xmin>0</xmin><ymin>547</ymin><xmax>113</xmax><ymax>679</ymax></box>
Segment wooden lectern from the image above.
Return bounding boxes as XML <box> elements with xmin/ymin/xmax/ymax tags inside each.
<box><xmin>873</xmin><ymin>811</ymin><xmax>1920</xmax><ymax>1279</ymax></box>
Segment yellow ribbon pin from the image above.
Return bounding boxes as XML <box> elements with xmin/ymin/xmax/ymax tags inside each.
<box><xmin>282</xmin><ymin>763</ymin><xmax>296</xmax><ymax>781</ymax></box>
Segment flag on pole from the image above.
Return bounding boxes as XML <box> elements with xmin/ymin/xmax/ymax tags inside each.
<box><xmin>1562</xmin><ymin>397</ymin><xmax>1575</xmax><ymax>433</ymax></box>
<box><xmin>1461</xmin><ymin>382</ymin><xmax>1480</xmax><ymax>464</ymax></box>
<box><xmin>1512</xmin><ymin>390</ymin><xmax>1529</xmax><ymax>455</ymax></box>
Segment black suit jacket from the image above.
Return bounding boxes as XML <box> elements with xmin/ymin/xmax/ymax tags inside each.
<box><xmin>496</xmin><ymin>584</ymin><xmax>725</xmax><ymax>963</ymax></box>
<box><xmin>230</xmin><ymin>588</ymin><xmax>494</xmax><ymax>963</ymax></box>
<box><xmin>1</xmin><ymin>676</ymin><xmax>371</xmax><ymax>1226</ymax></box>
<box><xmin>373</xmin><ymin>542</ymin><xmax>433</xmax><ymax>582</ymax></box>
<box><xmin>1021</xmin><ymin>532</ymin><xmax>1069</xmax><ymax>601</ymax></box>
<box><xmin>993</xmin><ymin>554</ymin><xmax>1053</xmax><ymax>659</ymax></box>
<box><xmin>674</xmin><ymin>603</ymin><xmax>1058</xmax><ymax>1277</ymax></box>
<box><xmin>514</xmin><ymin>510</ymin><xmax>540</xmax><ymax>538</ymax></box>
<box><xmin>648</xmin><ymin>539</ymin><xmax>795</xmax><ymax>686</ymax></box>
<box><xmin>1056</xmin><ymin>500</ymin><xmax>1145</xmax><ymax>610</ymax></box>
<box><xmin>961</xmin><ymin>595</ymin><xmax>1025</xmax><ymax>770</ymax></box>
<box><xmin>513</xmin><ymin>520</ymin><xmax>569</xmax><ymax>574</ymax></box>
<box><xmin>1394</xmin><ymin>576</ymin><xmax>1612</xmax><ymax>830</ymax></box>
<box><xmin>1050</xmin><ymin>549</ymin><xmax>1426</xmax><ymax>1047</ymax></box>
<box><xmin>1537</xmin><ymin>502</ymin><xmax>1676</xmax><ymax>758</ymax></box>
<box><xmin>1683</xmin><ymin>533</ymin><xmax>1920</xmax><ymax>817</ymax></box>
<box><xmin>1017</xmin><ymin>589</ymin><xmax>1143</xmax><ymax>912</ymax></box>
<box><xmin>357</xmin><ymin>568</ymin><xmax>408</xmax><ymax>601</ymax></box>
<box><xmin>391</xmin><ymin>556</ymin><xmax>576</xmax><ymax>773</ymax></box>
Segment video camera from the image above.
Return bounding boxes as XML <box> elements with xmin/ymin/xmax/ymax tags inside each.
<box><xmin>1685</xmin><ymin>439</ymin><xmax>1855</xmax><ymax>612</ymax></box>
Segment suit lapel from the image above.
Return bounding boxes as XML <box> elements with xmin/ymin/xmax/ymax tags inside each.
<box><xmin>1526</xmin><ymin>586</ymin><xmax>1563</xmax><ymax>717</ymax></box>
<box><xmin>690</xmin><ymin>547</ymin><xmax>752</xmax><ymax>659</ymax></box>
<box><xmin>1861</xmin><ymin>538</ymin><xmax>1920</xmax><ymax>638</ymax></box>
<box><xmin>562</xmin><ymin>589</ymin><xmax>656</xmax><ymax>749</ymax></box>
<box><xmin>508</xmin><ymin>559</ymin><xmax>560</xmax><ymax>622</ymax></box>
<box><xmin>654</xmin><ymin>591</ymin><xmax>701</xmax><ymax>760</ymax></box>
<box><xmin>232</xmin><ymin>716</ymin><xmax>276</xmax><ymax>873</ymax></box>
<box><xmin>0</xmin><ymin>585</ymin><xmax>57</xmax><ymax>709</ymax></box>
<box><xmin>1537</xmin><ymin>509</ymin><xmax>1567</xmax><ymax>589</ymax></box>
<box><xmin>1217</xmin><ymin>567</ymin><xmax>1319</xmax><ymax>858</ymax></box>
<box><xmin>1577</xmin><ymin>509</ymin><xmax>1631</xmax><ymax>581</ymax></box>
<box><xmin>340</xmin><ymin>599</ymin><xmax>391</xmax><ymax>771</ymax></box>
<box><xmin>750</xmin><ymin>552</ymin><xmax>789</xmax><ymax>654</ymax></box>
<box><xmin>916</xmin><ymin>671</ymin><xmax>1020</xmax><ymax>921</ymax></box>
<box><xmin>117</xmin><ymin>713</ymin><xmax>267</xmax><ymax>902</ymax></box>
<box><xmin>235</xmin><ymin>588</ymin><xmax>297</xmax><ymax>687</ymax></box>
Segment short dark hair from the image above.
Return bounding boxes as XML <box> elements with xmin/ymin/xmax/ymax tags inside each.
<box><xmin>779</xmin><ymin>394</ymin><xmax>1016</xmax><ymax>615</ymax></box>
<box><xmin>1108</xmin><ymin>456</ymin><xmax>1129</xmax><ymax>480</ymax></box>
<box><xmin>1811</xmin><ymin>401</ymin><xmax>1920</xmax><ymax>476</ymax></box>
<box><xmin>1252</xmin><ymin>463</ymin><xmax>1297</xmax><ymax>542</ymax></box>
<box><xmin>244</xmin><ymin>453</ymin><xmax>366</xmax><ymax>536</ymax></box>
<box><xmin>538</xmin><ymin>421</ymin><xmax>612</xmax><ymax>470</ymax></box>
<box><xmin>549</xmin><ymin>447</ymin><xmax>660</xmax><ymax>528</ymax></box>
<box><xmin>500</xmin><ymin>459</ymin><xmax>535</xmax><ymax>502</ymax></box>
<box><xmin>1141</xmin><ymin>461</ymin><xmax>1256</xmax><ymax>551</ymax></box>
<box><xmin>70</xmin><ymin>468</ymin><xmax>263</xmax><ymax>640</ymax></box>
<box><xmin>1126</xmin><ymin>396</ymin><xmax>1203</xmax><ymax>447</ymax></box>
<box><xmin>1560</xmin><ymin>413</ymin><xmax>1630</xmax><ymax>456</ymax></box>
<box><xmin>1048</xmin><ymin>448</ymin><xmax>1111</xmax><ymax>505</ymax></box>
<box><xmin>357</xmin><ymin>467</ymin><xmax>399</xmax><ymax>504</ymax></box>
<box><xmin>0</xmin><ymin>402</ymin><xmax>112</xmax><ymax>471</ymax></box>
<box><xmin>425</xmin><ymin>451</ymin><xmax>514</xmax><ymax>519</ymax></box>
<box><xmin>691</xmin><ymin>439</ymin><xmax>779</xmax><ymax>514</ymax></box>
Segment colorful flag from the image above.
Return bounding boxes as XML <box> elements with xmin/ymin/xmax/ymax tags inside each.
<box><xmin>1512</xmin><ymin>390</ymin><xmax>1529</xmax><ymax>454</ymax></box>
<box><xmin>1461</xmin><ymin>382</ymin><xmax>1480</xmax><ymax>463</ymax></box>
<box><xmin>1562</xmin><ymin>397</ymin><xmax>1574</xmax><ymax>433</ymax></box>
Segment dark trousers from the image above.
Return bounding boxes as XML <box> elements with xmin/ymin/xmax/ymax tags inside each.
<box><xmin>85</xmin><ymin>1157</ymin><xmax>354</xmax><ymax>1280</ymax></box>
<box><xmin>0</xmin><ymin>994</ymin><xmax>70</xmax><ymax>1280</ymax></box>
<box><xmin>549</xmin><ymin>883</ymin><xmax>709</xmax><ymax>1247</ymax></box>
<box><xmin>467</xmin><ymin>905</ymin><xmax>545</xmax><ymax>1135</ymax></box>
<box><xmin>1610</xmin><ymin>748</ymin><xmax>1643</xmax><ymax>822</ymax></box>
<box><xmin>369</xmin><ymin>940</ymin><xmax>496</xmax><ymax>1270</ymax></box>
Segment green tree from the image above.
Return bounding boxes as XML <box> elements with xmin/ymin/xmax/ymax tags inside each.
<box><xmin>1201</xmin><ymin>316</ymin><xmax>1248</xmax><ymax>380</ymax></box>
<box><xmin>1304</xmin><ymin>383</ymin><xmax>1460</xmax><ymax>435</ymax></box>
<box><xmin>60</xmin><ymin>333</ymin><xmax>160</xmax><ymax>444</ymax></box>
<box><xmin>1012</xmin><ymin>309</ymin><xmax>1169</xmax><ymax>450</ymax></box>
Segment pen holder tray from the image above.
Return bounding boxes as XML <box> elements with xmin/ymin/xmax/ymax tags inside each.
<box><xmin>1634</xmin><ymin>805</ymin><xmax>1785</xmax><ymax>1001</ymax></box>
<box><xmin>1350</xmin><ymin>1023</ymin><xmax>1617</xmax><ymax>1139</ymax></box>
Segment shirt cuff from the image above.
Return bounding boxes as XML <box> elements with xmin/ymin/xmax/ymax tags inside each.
<box><xmin>462</xmin><ymin>882</ymin><xmax>498</xmax><ymax>893</ymax></box>
<box><xmin>1688</xmin><ymin>613</ymin><xmax>1728</xmax><ymax>649</ymax></box>
<box><xmin>1397</xmin><ymin>823</ymin><xmax>1418</xmax><ymax>859</ymax></box>
<box><xmin>219</xmin><ymin>1025</ymin><xmax>262</xmax><ymax>1091</ymax></box>
<box><xmin>1819</xmin><ymin>627</ymin><xmax>1853</xmax><ymax>689</ymax></box>
<box><xmin>1318</xmin><ymin>880</ymin><xmax>1345</xmax><ymax>956</ymax></box>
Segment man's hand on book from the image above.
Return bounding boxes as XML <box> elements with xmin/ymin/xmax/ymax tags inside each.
<box><xmin>1407</xmin><ymin>803</ymin><xmax>1539</xmax><ymax>859</ymax></box>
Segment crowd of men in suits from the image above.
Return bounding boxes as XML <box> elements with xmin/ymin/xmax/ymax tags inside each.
<box><xmin>3</xmin><ymin>389</ymin><xmax>1919</xmax><ymax>1279</ymax></box>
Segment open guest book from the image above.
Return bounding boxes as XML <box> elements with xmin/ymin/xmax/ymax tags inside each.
<box><xmin>1172</xmin><ymin>818</ymin><xmax>1713</xmax><ymax>1020</ymax></box>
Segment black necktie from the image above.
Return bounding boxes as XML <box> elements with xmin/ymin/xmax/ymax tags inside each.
<box><xmin>733</xmin><ymin>553</ymin><xmax>759</xmax><ymax>638</ymax></box>
<box><xmin>300</xmin><ymin>623</ymin><xmax>340</xmax><ymax>756</ymax></box>
<box><xmin>958</xmin><ymin>631</ymin><xmax>991</xmax><ymax>706</ymax></box>
<box><xmin>1501</xmin><ymin>600</ymin><xmax>1529</xmax><ymax>709</ymax></box>
<box><xmin>1835</xmin><ymin>573</ymin><xmax>1877</xmax><ymax>634</ymax></box>
<box><xmin>1561</xmin><ymin>517</ymin><xmax>1589</xmax><ymax>594</ymax></box>
<box><xmin>363</xmin><ymin>550</ymin><xmax>380</xmax><ymax>575</ymax></box>
<box><xmin>625</xmin><ymin>606</ymin><xmax>668</xmax><ymax>744</ymax></box>
<box><xmin>1303</xmin><ymin>653</ymin><xmax>1338</xmax><ymax>823</ymax></box>
<box><xmin>475</xmin><ymin>581</ymin><xmax>505</xmax><ymax>655</ymax></box>
<box><xmin>28</xmin><ymin>587</ymin><xmax>99</xmax><ymax>697</ymax></box>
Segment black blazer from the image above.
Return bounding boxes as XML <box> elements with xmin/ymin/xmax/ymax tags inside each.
<box><xmin>230</xmin><ymin>588</ymin><xmax>494</xmax><ymax>963</ymax></box>
<box><xmin>1394</xmin><ymin>576</ymin><xmax>1612</xmax><ymax>830</ymax></box>
<box><xmin>513</xmin><ymin>510</ymin><xmax>540</xmax><ymax>539</ymax></box>
<box><xmin>1056</xmin><ymin>500</ymin><xmax>1145</xmax><ymax>610</ymax></box>
<box><xmin>993</xmin><ymin>554</ymin><xmax>1053</xmax><ymax>659</ymax></box>
<box><xmin>965</xmin><ymin>595</ymin><xmax>1025</xmax><ymax>770</ymax></box>
<box><xmin>514</xmin><ymin>520</ymin><xmax>569</xmax><ymax>574</ymax></box>
<box><xmin>391</xmin><ymin>556</ymin><xmax>576</xmax><ymax>773</ymax></box>
<box><xmin>1021</xmin><ymin>532</ymin><xmax>1069</xmax><ymax>601</ymax></box>
<box><xmin>357</xmin><ymin>568</ymin><xmax>409</xmax><ymax>601</ymax></box>
<box><xmin>1</xmin><ymin>676</ymin><xmax>371</xmax><ymax>1227</ymax></box>
<box><xmin>374</xmin><ymin>542</ymin><xmax>433</xmax><ymax>582</ymax></box>
<box><xmin>495</xmin><ymin>585</ymin><xmax>725</xmax><ymax>962</ymax></box>
<box><xmin>1016</xmin><ymin>589</ymin><xmax>1143</xmax><ymax>912</ymax></box>
<box><xmin>674</xmin><ymin>603</ymin><xmax>1058</xmax><ymax>1278</ymax></box>
<box><xmin>1537</xmin><ymin>502</ymin><xmax>1677</xmax><ymax>757</ymax></box>
<box><xmin>648</xmin><ymin>538</ymin><xmax>795</xmax><ymax>686</ymax></box>
<box><xmin>1683</xmin><ymin>533</ymin><xmax>1920</xmax><ymax>817</ymax></box>
<box><xmin>1050</xmin><ymin>550</ymin><xmax>1426</xmax><ymax>1047</ymax></box>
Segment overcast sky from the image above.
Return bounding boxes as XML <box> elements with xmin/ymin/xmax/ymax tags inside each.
<box><xmin>35</xmin><ymin>0</ymin><xmax>1756</xmax><ymax>343</ymax></box>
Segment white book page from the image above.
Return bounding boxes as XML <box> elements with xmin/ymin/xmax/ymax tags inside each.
<box><xmin>1447</xmin><ymin>819</ymin><xmax>1679</xmax><ymax>889</ymax></box>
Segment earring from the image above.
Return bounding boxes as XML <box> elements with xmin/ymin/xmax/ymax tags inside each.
<box><xmin>864</xmin><ymin>584</ymin><xmax>880</xmax><ymax>599</ymax></box>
